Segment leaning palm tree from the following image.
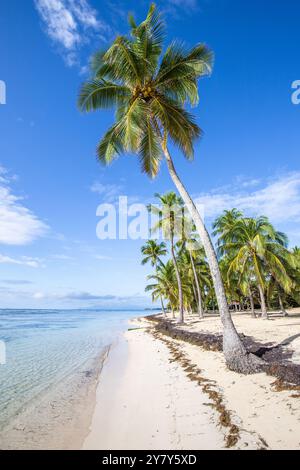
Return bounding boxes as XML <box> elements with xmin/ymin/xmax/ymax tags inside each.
<box><xmin>148</xmin><ymin>192</ymin><xmax>187</xmax><ymax>323</ymax></box>
<box><xmin>141</xmin><ymin>239</ymin><xmax>167</xmax><ymax>313</ymax></box>
<box><xmin>78</xmin><ymin>4</ymin><xmax>260</xmax><ymax>372</ymax></box>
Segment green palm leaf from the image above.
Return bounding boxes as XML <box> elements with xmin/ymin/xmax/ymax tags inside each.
<box><xmin>139</xmin><ymin>116</ymin><xmax>162</xmax><ymax>177</ymax></box>
<box><xmin>78</xmin><ymin>80</ymin><xmax>130</xmax><ymax>111</ymax></box>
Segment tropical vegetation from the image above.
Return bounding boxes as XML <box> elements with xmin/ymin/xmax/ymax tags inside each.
<box><xmin>143</xmin><ymin>201</ymin><xmax>299</xmax><ymax>325</ymax></box>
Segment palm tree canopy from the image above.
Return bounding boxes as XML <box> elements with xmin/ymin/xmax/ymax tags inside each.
<box><xmin>148</xmin><ymin>191</ymin><xmax>192</xmax><ymax>241</ymax></box>
<box><xmin>212</xmin><ymin>208</ymin><xmax>244</xmax><ymax>242</ymax></box>
<box><xmin>141</xmin><ymin>239</ymin><xmax>167</xmax><ymax>266</ymax></box>
<box><xmin>78</xmin><ymin>3</ymin><xmax>213</xmax><ymax>178</ymax></box>
<box><xmin>218</xmin><ymin>216</ymin><xmax>292</xmax><ymax>292</ymax></box>
<box><xmin>145</xmin><ymin>260</ymin><xmax>177</xmax><ymax>306</ymax></box>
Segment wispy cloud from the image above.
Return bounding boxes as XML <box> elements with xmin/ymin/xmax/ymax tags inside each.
<box><xmin>163</xmin><ymin>0</ymin><xmax>199</xmax><ymax>16</ymax></box>
<box><xmin>168</xmin><ymin>0</ymin><xmax>198</xmax><ymax>9</ymax></box>
<box><xmin>1</xmin><ymin>279</ymin><xmax>33</xmax><ymax>285</ymax></box>
<box><xmin>195</xmin><ymin>172</ymin><xmax>300</xmax><ymax>224</ymax></box>
<box><xmin>90</xmin><ymin>181</ymin><xmax>123</xmax><ymax>202</ymax></box>
<box><xmin>34</xmin><ymin>0</ymin><xmax>110</xmax><ymax>66</ymax></box>
<box><xmin>51</xmin><ymin>253</ymin><xmax>74</xmax><ymax>260</ymax></box>
<box><xmin>0</xmin><ymin>254</ymin><xmax>44</xmax><ymax>268</ymax></box>
<box><xmin>30</xmin><ymin>290</ymin><xmax>150</xmax><ymax>306</ymax></box>
<box><xmin>94</xmin><ymin>254</ymin><xmax>112</xmax><ymax>260</ymax></box>
<box><xmin>0</xmin><ymin>166</ymin><xmax>48</xmax><ymax>245</ymax></box>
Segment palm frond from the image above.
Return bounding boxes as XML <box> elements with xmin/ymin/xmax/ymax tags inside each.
<box><xmin>97</xmin><ymin>123</ymin><xmax>124</xmax><ymax>164</ymax></box>
<box><xmin>130</xmin><ymin>3</ymin><xmax>165</xmax><ymax>79</ymax></box>
<box><xmin>139</xmin><ymin>116</ymin><xmax>162</xmax><ymax>177</ymax></box>
<box><xmin>103</xmin><ymin>36</ymin><xmax>142</xmax><ymax>86</ymax></box>
<box><xmin>78</xmin><ymin>80</ymin><xmax>130</xmax><ymax>112</ymax></box>
<box><xmin>151</xmin><ymin>95</ymin><xmax>202</xmax><ymax>158</ymax></box>
<box><xmin>155</xmin><ymin>41</ymin><xmax>213</xmax><ymax>105</ymax></box>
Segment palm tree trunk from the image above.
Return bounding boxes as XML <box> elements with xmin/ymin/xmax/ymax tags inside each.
<box><xmin>170</xmin><ymin>234</ymin><xmax>184</xmax><ymax>323</ymax></box>
<box><xmin>162</xmin><ymin>145</ymin><xmax>262</xmax><ymax>373</ymax></box>
<box><xmin>155</xmin><ymin>260</ymin><xmax>166</xmax><ymax>316</ymax></box>
<box><xmin>160</xmin><ymin>295</ymin><xmax>166</xmax><ymax>316</ymax></box>
<box><xmin>189</xmin><ymin>251</ymin><xmax>204</xmax><ymax>318</ymax></box>
<box><xmin>279</xmin><ymin>293</ymin><xmax>288</xmax><ymax>317</ymax></box>
<box><xmin>171</xmin><ymin>305</ymin><xmax>175</xmax><ymax>319</ymax></box>
<box><xmin>258</xmin><ymin>283</ymin><xmax>268</xmax><ymax>319</ymax></box>
<box><xmin>249</xmin><ymin>290</ymin><xmax>256</xmax><ymax>318</ymax></box>
<box><xmin>191</xmin><ymin>282</ymin><xmax>197</xmax><ymax>308</ymax></box>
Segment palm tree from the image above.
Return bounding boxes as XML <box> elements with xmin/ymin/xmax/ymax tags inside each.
<box><xmin>146</xmin><ymin>261</ymin><xmax>178</xmax><ymax>318</ymax></box>
<box><xmin>213</xmin><ymin>208</ymin><xmax>243</xmax><ymax>240</ymax></box>
<box><xmin>141</xmin><ymin>239</ymin><xmax>167</xmax><ymax>313</ymax></box>
<box><xmin>78</xmin><ymin>4</ymin><xmax>260</xmax><ymax>372</ymax></box>
<box><xmin>141</xmin><ymin>239</ymin><xmax>167</xmax><ymax>268</ymax></box>
<box><xmin>148</xmin><ymin>192</ymin><xmax>186</xmax><ymax>323</ymax></box>
<box><xmin>284</xmin><ymin>247</ymin><xmax>300</xmax><ymax>307</ymax></box>
<box><xmin>177</xmin><ymin>233</ymin><xmax>208</xmax><ymax>319</ymax></box>
<box><xmin>218</xmin><ymin>216</ymin><xmax>291</xmax><ymax>319</ymax></box>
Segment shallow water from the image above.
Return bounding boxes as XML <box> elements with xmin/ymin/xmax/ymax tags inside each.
<box><xmin>0</xmin><ymin>309</ymin><xmax>145</xmax><ymax>432</ymax></box>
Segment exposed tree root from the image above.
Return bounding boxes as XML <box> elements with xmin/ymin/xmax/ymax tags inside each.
<box><xmin>146</xmin><ymin>314</ymin><xmax>300</xmax><ymax>387</ymax></box>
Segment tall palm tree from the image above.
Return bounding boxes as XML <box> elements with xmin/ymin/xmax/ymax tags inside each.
<box><xmin>218</xmin><ymin>216</ymin><xmax>291</xmax><ymax>319</ymax></box>
<box><xmin>78</xmin><ymin>4</ymin><xmax>260</xmax><ymax>372</ymax></box>
<box><xmin>148</xmin><ymin>192</ymin><xmax>186</xmax><ymax>323</ymax></box>
<box><xmin>141</xmin><ymin>239</ymin><xmax>167</xmax><ymax>313</ymax></box>
<box><xmin>177</xmin><ymin>233</ymin><xmax>208</xmax><ymax>319</ymax></box>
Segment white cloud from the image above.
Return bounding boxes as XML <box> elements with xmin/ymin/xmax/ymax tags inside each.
<box><xmin>168</xmin><ymin>0</ymin><xmax>198</xmax><ymax>8</ymax></box>
<box><xmin>33</xmin><ymin>292</ymin><xmax>45</xmax><ymax>299</ymax></box>
<box><xmin>194</xmin><ymin>172</ymin><xmax>300</xmax><ymax>224</ymax></box>
<box><xmin>0</xmin><ymin>168</ymin><xmax>48</xmax><ymax>245</ymax></box>
<box><xmin>0</xmin><ymin>254</ymin><xmax>44</xmax><ymax>268</ymax></box>
<box><xmin>90</xmin><ymin>181</ymin><xmax>123</xmax><ymax>202</ymax></box>
<box><xmin>1</xmin><ymin>279</ymin><xmax>33</xmax><ymax>285</ymax></box>
<box><xmin>51</xmin><ymin>253</ymin><xmax>74</xmax><ymax>260</ymax></box>
<box><xmin>40</xmin><ymin>291</ymin><xmax>152</xmax><ymax>308</ymax></box>
<box><xmin>95</xmin><ymin>254</ymin><xmax>112</xmax><ymax>260</ymax></box>
<box><xmin>165</xmin><ymin>0</ymin><xmax>199</xmax><ymax>15</ymax></box>
<box><xmin>34</xmin><ymin>0</ymin><xmax>109</xmax><ymax>65</ymax></box>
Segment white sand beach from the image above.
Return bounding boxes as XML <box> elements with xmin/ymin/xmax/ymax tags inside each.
<box><xmin>83</xmin><ymin>311</ymin><xmax>300</xmax><ymax>451</ymax></box>
<box><xmin>83</xmin><ymin>326</ymin><xmax>228</xmax><ymax>450</ymax></box>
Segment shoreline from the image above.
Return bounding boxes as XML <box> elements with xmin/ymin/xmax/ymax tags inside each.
<box><xmin>83</xmin><ymin>312</ymin><xmax>300</xmax><ymax>450</ymax></box>
<box><xmin>0</xmin><ymin>346</ymin><xmax>110</xmax><ymax>450</ymax></box>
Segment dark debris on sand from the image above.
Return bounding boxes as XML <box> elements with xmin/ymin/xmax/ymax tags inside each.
<box><xmin>146</xmin><ymin>314</ymin><xmax>300</xmax><ymax>388</ymax></box>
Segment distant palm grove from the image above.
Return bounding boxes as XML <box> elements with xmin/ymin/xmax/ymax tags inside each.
<box><xmin>142</xmin><ymin>193</ymin><xmax>300</xmax><ymax>322</ymax></box>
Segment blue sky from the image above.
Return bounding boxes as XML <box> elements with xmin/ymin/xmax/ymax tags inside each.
<box><xmin>0</xmin><ymin>0</ymin><xmax>299</xmax><ymax>309</ymax></box>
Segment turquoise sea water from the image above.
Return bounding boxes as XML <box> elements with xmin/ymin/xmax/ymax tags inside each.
<box><xmin>0</xmin><ymin>308</ymin><xmax>146</xmax><ymax>431</ymax></box>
